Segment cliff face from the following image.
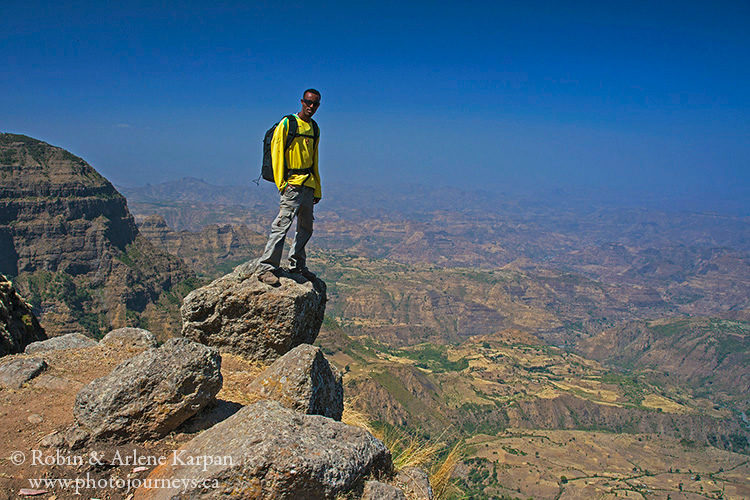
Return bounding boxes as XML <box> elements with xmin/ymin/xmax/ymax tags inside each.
<box><xmin>0</xmin><ymin>134</ymin><xmax>139</xmax><ymax>276</ymax></box>
<box><xmin>0</xmin><ymin>133</ymin><xmax>193</xmax><ymax>338</ymax></box>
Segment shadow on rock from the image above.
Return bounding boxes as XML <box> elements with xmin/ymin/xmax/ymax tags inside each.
<box><xmin>178</xmin><ymin>399</ymin><xmax>244</xmax><ymax>434</ymax></box>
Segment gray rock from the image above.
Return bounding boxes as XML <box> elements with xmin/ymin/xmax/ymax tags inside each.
<box><xmin>181</xmin><ymin>259</ymin><xmax>326</xmax><ymax>362</ymax></box>
<box><xmin>0</xmin><ymin>275</ymin><xmax>46</xmax><ymax>356</ymax></box>
<box><xmin>246</xmin><ymin>344</ymin><xmax>343</xmax><ymax>420</ymax></box>
<box><xmin>63</xmin><ymin>425</ymin><xmax>89</xmax><ymax>449</ymax></box>
<box><xmin>99</xmin><ymin>327</ymin><xmax>158</xmax><ymax>349</ymax></box>
<box><xmin>25</xmin><ymin>333</ymin><xmax>97</xmax><ymax>354</ymax></box>
<box><xmin>394</xmin><ymin>467</ymin><xmax>434</xmax><ymax>500</ymax></box>
<box><xmin>40</xmin><ymin>430</ymin><xmax>65</xmax><ymax>448</ymax></box>
<box><xmin>0</xmin><ymin>357</ymin><xmax>47</xmax><ymax>388</ymax></box>
<box><xmin>362</xmin><ymin>480</ymin><xmax>408</xmax><ymax>500</ymax></box>
<box><xmin>27</xmin><ymin>414</ymin><xmax>43</xmax><ymax>424</ymax></box>
<box><xmin>70</xmin><ymin>338</ymin><xmax>221</xmax><ymax>446</ymax></box>
<box><xmin>135</xmin><ymin>400</ymin><xmax>391</xmax><ymax>500</ymax></box>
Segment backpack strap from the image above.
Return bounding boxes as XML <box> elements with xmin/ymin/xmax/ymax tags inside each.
<box><xmin>283</xmin><ymin>115</ymin><xmax>317</xmax><ymax>181</ymax></box>
<box><xmin>308</xmin><ymin>119</ymin><xmax>319</xmax><ymax>183</ymax></box>
<box><xmin>311</xmin><ymin>119</ymin><xmax>319</xmax><ymax>149</ymax></box>
<box><xmin>281</xmin><ymin>115</ymin><xmax>297</xmax><ymax>181</ymax></box>
<box><xmin>283</xmin><ymin>114</ymin><xmax>298</xmax><ymax>152</ymax></box>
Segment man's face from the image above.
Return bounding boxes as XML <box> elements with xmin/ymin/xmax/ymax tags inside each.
<box><xmin>299</xmin><ymin>92</ymin><xmax>321</xmax><ymax>120</ymax></box>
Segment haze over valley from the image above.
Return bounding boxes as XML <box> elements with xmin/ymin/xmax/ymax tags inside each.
<box><xmin>120</xmin><ymin>174</ymin><xmax>750</xmax><ymax>497</ymax></box>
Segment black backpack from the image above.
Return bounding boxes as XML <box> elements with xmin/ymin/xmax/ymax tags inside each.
<box><xmin>259</xmin><ymin>114</ymin><xmax>319</xmax><ymax>184</ymax></box>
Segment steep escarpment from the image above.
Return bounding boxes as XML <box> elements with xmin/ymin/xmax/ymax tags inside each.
<box><xmin>508</xmin><ymin>393</ymin><xmax>749</xmax><ymax>453</ymax></box>
<box><xmin>0</xmin><ymin>134</ymin><xmax>140</xmax><ymax>275</ymax></box>
<box><xmin>0</xmin><ymin>133</ymin><xmax>194</xmax><ymax>338</ymax></box>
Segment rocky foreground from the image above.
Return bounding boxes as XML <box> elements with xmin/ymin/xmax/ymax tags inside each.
<box><xmin>0</xmin><ymin>264</ymin><xmax>431</xmax><ymax>499</ymax></box>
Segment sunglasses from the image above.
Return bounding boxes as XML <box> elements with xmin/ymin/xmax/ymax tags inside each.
<box><xmin>302</xmin><ymin>99</ymin><xmax>321</xmax><ymax>106</ymax></box>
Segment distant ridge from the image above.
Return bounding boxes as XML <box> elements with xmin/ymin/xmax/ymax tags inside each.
<box><xmin>119</xmin><ymin>176</ymin><xmax>270</xmax><ymax>206</ymax></box>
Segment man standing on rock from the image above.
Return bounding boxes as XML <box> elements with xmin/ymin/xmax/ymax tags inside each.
<box><xmin>257</xmin><ymin>89</ymin><xmax>322</xmax><ymax>286</ymax></box>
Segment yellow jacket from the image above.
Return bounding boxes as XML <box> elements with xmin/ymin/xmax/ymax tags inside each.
<box><xmin>271</xmin><ymin>114</ymin><xmax>321</xmax><ymax>199</ymax></box>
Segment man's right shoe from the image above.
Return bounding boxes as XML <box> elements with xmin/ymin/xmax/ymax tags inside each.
<box><xmin>258</xmin><ymin>270</ymin><xmax>280</xmax><ymax>286</ymax></box>
<box><xmin>290</xmin><ymin>268</ymin><xmax>316</xmax><ymax>281</ymax></box>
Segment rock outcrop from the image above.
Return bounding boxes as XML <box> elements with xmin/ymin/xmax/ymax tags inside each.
<box><xmin>0</xmin><ymin>273</ymin><xmax>46</xmax><ymax>355</ymax></box>
<box><xmin>25</xmin><ymin>332</ymin><xmax>97</xmax><ymax>354</ymax></box>
<box><xmin>68</xmin><ymin>338</ymin><xmax>221</xmax><ymax>446</ymax></box>
<box><xmin>0</xmin><ymin>133</ymin><xmax>193</xmax><ymax>337</ymax></box>
<box><xmin>135</xmin><ymin>400</ymin><xmax>392</xmax><ymax>500</ymax></box>
<box><xmin>181</xmin><ymin>260</ymin><xmax>326</xmax><ymax>361</ymax></box>
<box><xmin>246</xmin><ymin>344</ymin><xmax>344</xmax><ymax>420</ymax></box>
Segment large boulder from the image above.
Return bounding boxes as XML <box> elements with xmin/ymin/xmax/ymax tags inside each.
<box><xmin>246</xmin><ymin>344</ymin><xmax>343</xmax><ymax>420</ymax></box>
<box><xmin>181</xmin><ymin>260</ymin><xmax>326</xmax><ymax>362</ymax></box>
<box><xmin>135</xmin><ymin>400</ymin><xmax>392</xmax><ymax>500</ymax></box>
<box><xmin>25</xmin><ymin>333</ymin><xmax>96</xmax><ymax>354</ymax></box>
<box><xmin>0</xmin><ymin>274</ymin><xmax>46</xmax><ymax>356</ymax></box>
<box><xmin>68</xmin><ymin>338</ymin><xmax>221</xmax><ymax>446</ymax></box>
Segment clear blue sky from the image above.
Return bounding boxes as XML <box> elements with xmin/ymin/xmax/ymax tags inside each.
<box><xmin>2</xmin><ymin>1</ymin><xmax>748</xmax><ymax>202</ymax></box>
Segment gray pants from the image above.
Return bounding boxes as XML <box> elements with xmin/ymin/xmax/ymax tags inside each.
<box><xmin>258</xmin><ymin>185</ymin><xmax>314</xmax><ymax>272</ymax></box>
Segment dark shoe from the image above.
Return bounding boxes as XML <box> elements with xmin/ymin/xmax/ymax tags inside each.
<box><xmin>291</xmin><ymin>268</ymin><xmax>316</xmax><ymax>281</ymax></box>
<box><xmin>258</xmin><ymin>270</ymin><xmax>280</xmax><ymax>286</ymax></box>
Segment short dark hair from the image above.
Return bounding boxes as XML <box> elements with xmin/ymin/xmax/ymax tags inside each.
<box><xmin>303</xmin><ymin>88</ymin><xmax>321</xmax><ymax>99</ymax></box>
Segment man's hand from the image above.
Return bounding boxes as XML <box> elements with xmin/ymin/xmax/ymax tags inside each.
<box><xmin>313</xmin><ymin>197</ymin><xmax>321</xmax><ymax>204</ymax></box>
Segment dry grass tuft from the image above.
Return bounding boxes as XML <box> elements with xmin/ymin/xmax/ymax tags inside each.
<box><xmin>430</xmin><ymin>441</ymin><xmax>464</xmax><ymax>500</ymax></box>
<box><xmin>341</xmin><ymin>402</ymin><xmax>376</xmax><ymax>436</ymax></box>
<box><xmin>381</xmin><ymin>427</ymin><xmax>446</xmax><ymax>470</ymax></box>
<box><xmin>340</xmin><ymin>398</ymin><xmax>464</xmax><ymax>499</ymax></box>
<box><xmin>216</xmin><ymin>353</ymin><xmax>266</xmax><ymax>405</ymax></box>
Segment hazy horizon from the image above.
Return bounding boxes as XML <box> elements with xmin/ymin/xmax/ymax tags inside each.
<box><xmin>115</xmin><ymin>175</ymin><xmax>750</xmax><ymax>218</ymax></box>
<box><xmin>2</xmin><ymin>1</ymin><xmax>748</xmax><ymax>208</ymax></box>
